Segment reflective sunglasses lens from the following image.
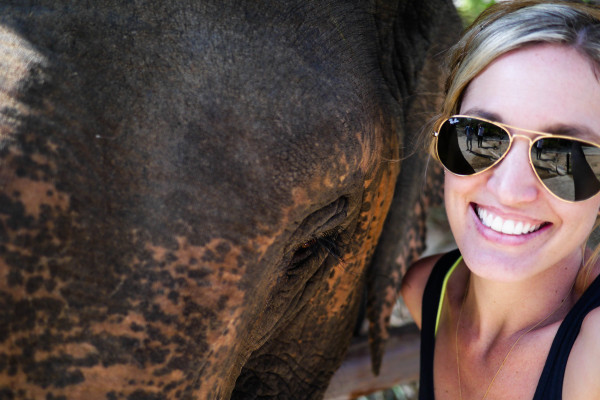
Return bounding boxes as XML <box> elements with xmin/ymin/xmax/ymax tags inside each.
<box><xmin>437</xmin><ymin>117</ymin><xmax>510</xmax><ymax>175</ymax></box>
<box><xmin>531</xmin><ymin>138</ymin><xmax>600</xmax><ymax>201</ymax></box>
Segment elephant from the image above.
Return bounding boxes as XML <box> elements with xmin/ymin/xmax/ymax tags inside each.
<box><xmin>0</xmin><ymin>1</ymin><xmax>460</xmax><ymax>399</ymax></box>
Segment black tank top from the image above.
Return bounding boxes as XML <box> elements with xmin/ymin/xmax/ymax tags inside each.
<box><xmin>418</xmin><ymin>249</ymin><xmax>600</xmax><ymax>399</ymax></box>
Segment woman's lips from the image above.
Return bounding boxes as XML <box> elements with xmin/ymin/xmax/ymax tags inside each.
<box><xmin>474</xmin><ymin>204</ymin><xmax>548</xmax><ymax>235</ymax></box>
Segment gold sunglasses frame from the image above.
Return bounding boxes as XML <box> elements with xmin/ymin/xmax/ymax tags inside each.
<box><xmin>433</xmin><ymin>114</ymin><xmax>600</xmax><ymax>203</ymax></box>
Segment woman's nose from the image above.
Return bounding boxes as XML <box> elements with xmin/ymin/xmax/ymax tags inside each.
<box><xmin>486</xmin><ymin>139</ymin><xmax>541</xmax><ymax>205</ymax></box>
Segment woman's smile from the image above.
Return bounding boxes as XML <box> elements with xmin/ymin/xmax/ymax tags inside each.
<box><xmin>466</xmin><ymin>201</ymin><xmax>552</xmax><ymax>250</ymax></box>
<box><xmin>473</xmin><ymin>203</ymin><xmax>549</xmax><ymax>235</ymax></box>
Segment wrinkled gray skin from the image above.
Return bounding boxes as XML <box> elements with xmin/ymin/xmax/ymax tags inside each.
<box><xmin>0</xmin><ymin>1</ymin><xmax>460</xmax><ymax>399</ymax></box>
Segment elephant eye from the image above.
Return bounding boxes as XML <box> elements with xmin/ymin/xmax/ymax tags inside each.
<box><xmin>300</xmin><ymin>238</ymin><xmax>318</xmax><ymax>249</ymax></box>
<box><xmin>288</xmin><ymin>196</ymin><xmax>347</xmax><ymax>270</ymax></box>
<box><xmin>291</xmin><ymin>229</ymin><xmax>341</xmax><ymax>268</ymax></box>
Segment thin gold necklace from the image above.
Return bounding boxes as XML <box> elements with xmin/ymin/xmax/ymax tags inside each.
<box><xmin>454</xmin><ymin>272</ymin><xmax>576</xmax><ymax>400</ymax></box>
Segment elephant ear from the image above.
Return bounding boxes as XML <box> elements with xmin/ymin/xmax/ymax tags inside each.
<box><xmin>366</xmin><ymin>0</ymin><xmax>461</xmax><ymax>374</ymax></box>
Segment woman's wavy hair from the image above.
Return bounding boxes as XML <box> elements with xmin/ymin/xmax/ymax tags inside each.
<box><xmin>424</xmin><ymin>0</ymin><xmax>600</xmax><ymax>148</ymax></box>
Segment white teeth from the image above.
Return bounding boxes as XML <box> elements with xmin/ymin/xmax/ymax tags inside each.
<box><xmin>491</xmin><ymin>216</ymin><xmax>503</xmax><ymax>232</ymax></box>
<box><xmin>484</xmin><ymin>210</ymin><xmax>494</xmax><ymax>227</ymax></box>
<box><xmin>476</xmin><ymin>206</ymin><xmax>543</xmax><ymax>235</ymax></box>
<box><xmin>501</xmin><ymin>220</ymin><xmax>514</xmax><ymax>234</ymax></box>
<box><xmin>514</xmin><ymin>221</ymin><xmax>524</xmax><ymax>235</ymax></box>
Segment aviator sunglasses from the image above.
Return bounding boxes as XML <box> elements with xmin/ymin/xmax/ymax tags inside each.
<box><xmin>434</xmin><ymin>115</ymin><xmax>600</xmax><ymax>202</ymax></box>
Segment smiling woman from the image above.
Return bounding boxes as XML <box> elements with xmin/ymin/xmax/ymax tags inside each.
<box><xmin>402</xmin><ymin>1</ymin><xmax>600</xmax><ymax>399</ymax></box>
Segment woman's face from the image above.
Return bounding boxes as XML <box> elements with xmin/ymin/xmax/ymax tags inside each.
<box><xmin>446</xmin><ymin>44</ymin><xmax>600</xmax><ymax>282</ymax></box>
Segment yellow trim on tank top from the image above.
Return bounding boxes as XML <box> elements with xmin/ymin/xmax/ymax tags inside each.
<box><xmin>434</xmin><ymin>256</ymin><xmax>463</xmax><ymax>336</ymax></box>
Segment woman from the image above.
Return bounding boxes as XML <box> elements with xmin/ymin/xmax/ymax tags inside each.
<box><xmin>401</xmin><ymin>1</ymin><xmax>600</xmax><ymax>399</ymax></box>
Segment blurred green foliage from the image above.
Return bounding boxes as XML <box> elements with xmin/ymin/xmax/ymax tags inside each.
<box><xmin>456</xmin><ymin>1</ymin><xmax>598</xmax><ymax>27</ymax></box>
<box><xmin>455</xmin><ymin>0</ymin><xmax>496</xmax><ymax>26</ymax></box>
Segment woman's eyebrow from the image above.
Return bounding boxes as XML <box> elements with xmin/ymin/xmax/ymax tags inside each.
<box><xmin>542</xmin><ymin>123</ymin><xmax>598</xmax><ymax>141</ymax></box>
<box><xmin>461</xmin><ymin>108</ymin><xmax>503</xmax><ymax>123</ymax></box>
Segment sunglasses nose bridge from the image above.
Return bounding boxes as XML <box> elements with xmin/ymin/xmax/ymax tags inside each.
<box><xmin>506</xmin><ymin>133</ymin><xmax>538</xmax><ymax>158</ymax></box>
<box><xmin>503</xmin><ymin>132</ymin><xmax>561</xmax><ymax>201</ymax></box>
<box><xmin>509</xmin><ymin>132</ymin><xmax>535</xmax><ymax>145</ymax></box>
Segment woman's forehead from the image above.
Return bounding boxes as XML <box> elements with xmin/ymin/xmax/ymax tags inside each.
<box><xmin>460</xmin><ymin>44</ymin><xmax>600</xmax><ymax>142</ymax></box>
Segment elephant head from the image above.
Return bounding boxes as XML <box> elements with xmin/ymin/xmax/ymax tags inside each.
<box><xmin>0</xmin><ymin>1</ymin><xmax>460</xmax><ymax>398</ymax></box>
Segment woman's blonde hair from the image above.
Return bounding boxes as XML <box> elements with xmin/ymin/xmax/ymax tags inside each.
<box><xmin>445</xmin><ymin>1</ymin><xmax>600</xmax><ymax>114</ymax></box>
<box><xmin>431</xmin><ymin>0</ymin><xmax>600</xmax><ymax>277</ymax></box>
<box><xmin>425</xmin><ymin>0</ymin><xmax>600</xmax><ymax>147</ymax></box>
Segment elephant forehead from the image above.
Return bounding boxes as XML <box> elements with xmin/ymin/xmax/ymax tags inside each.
<box><xmin>0</xmin><ymin>2</ymin><xmax>391</xmax><ymax>256</ymax></box>
<box><xmin>0</xmin><ymin>2</ymin><xmax>388</xmax><ymax>230</ymax></box>
<box><xmin>115</xmin><ymin>4</ymin><xmax>388</xmax><ymax>241</ymax></box>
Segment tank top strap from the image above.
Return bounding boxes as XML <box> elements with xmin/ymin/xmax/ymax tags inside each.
<box><xmin>533</xmin><ymin>271</ymin><xmax>600</xmax><ymax>399</ymax></box>
<box><xmin>418</xmin><ymin>249</ymin><xmax>462</xmax><ymax>400</ymax></box>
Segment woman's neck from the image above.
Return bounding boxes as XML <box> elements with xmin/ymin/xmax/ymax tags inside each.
<box><xmin>460</xmin><ymin>251</ymin><xmax>581</xmax><ymax>345</ymax></box>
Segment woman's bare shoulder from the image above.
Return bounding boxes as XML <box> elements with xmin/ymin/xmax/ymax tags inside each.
<box><xmin>400</xmin><ymin>253</ymin><xmax>444</xmax><ymax>329</ymax></box>
<box><xmin>563</xmin><ymin>307</ymin><xmax>600</xmax><ymax>399</ymax></box>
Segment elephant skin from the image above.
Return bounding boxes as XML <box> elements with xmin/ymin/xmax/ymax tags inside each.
<box><xmin>0</xmin><ymin>1</ymin><xmax>460</xmax><ymax>399</ymax></box>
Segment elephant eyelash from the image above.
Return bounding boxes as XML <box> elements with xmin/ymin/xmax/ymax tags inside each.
<box><xmin>292</xmin><ymin>229</ymin><xmax>342</xmax><ymax>266</ymax></box>
<box><xmin>298</xmin><ymin>228</ymin><xmax>340</xmax><ymax>250</ymax></box>
<box><xmin>315</xmin><ymin>231</ymin><xmax>342</xmax><ymax>259</ymax></box>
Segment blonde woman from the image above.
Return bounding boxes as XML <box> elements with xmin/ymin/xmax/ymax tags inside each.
<box><xmin>401</xmin><ymin>1</ymin><xmax>600</xmax><ymax>399</ymax></box>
